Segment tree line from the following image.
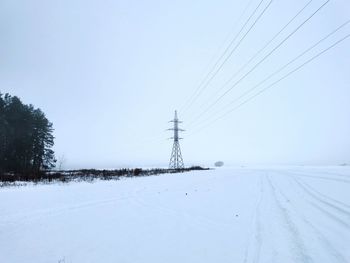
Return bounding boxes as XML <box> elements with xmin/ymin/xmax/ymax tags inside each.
<box><xmin>0</xmin><ymin>93</ymin><xmax>56</xmax><ymax>175</ymax></box>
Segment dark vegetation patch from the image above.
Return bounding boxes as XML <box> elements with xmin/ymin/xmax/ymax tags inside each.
<box><xmin>0</xmin><ymin>166</ymin><xmax>210</xmax><ymax>187</ymax></box>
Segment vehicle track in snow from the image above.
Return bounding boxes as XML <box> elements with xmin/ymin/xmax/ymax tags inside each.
<box><xmin>293</xmin><ymin>178</ymin><xmax>350</xmax><ymax>217</ymax></box>
<box><xmin>269</xmin><ymin>173</ymin><xmax>348</xmax><ymax>263</ymax></box>
<box><xmin>0</xmin><ymin>184</ymin><xmax>170</xmax><ymax>237</ymax></box>
<box><xmin>282</xmin><ymin>170</ymin><xmax>350</xmax><ymax>184</ymax></box>
<box><xmin>287</xmin><ymin>168</ymin><xmax>350</xmax><ymax>179</ymax></box>
<box><xmin>273</xmin><ymin>170</ymin><xmax>350</xmax><ymax>217</ymax></box>
<box><xmin>1</xmin><ymin>167</ymin><xmax>349</xmax><ymax>263</ymax></box>
<box><xmin>281</xmin><ymin>171</ymin><xmax>350</xmax><ymax>229</ymax></box>
<box><xmin>0</xmin><ymin>194</ymin><xmax>135</xmax><ymax>237</ymax></box>
<box><xmin>243</xmin><ymin>172</ymin><xmax>264</xmax><ymax>263</ymax></box>
<box><xmin>266</xmin><ymin>174</ymin><xmax>313</xmax><ymax>263</ymax></box>
<box><xmin>295</xmin><ymin>177</ymin><xmax>350</xmax><ymax>208</ymax></box>
<box><xmin>0</xmin><ymin>172</ymin><xmax>225</xmax><ymax>238</ymax></box>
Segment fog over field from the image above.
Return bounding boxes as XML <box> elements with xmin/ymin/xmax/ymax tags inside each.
<box><xmin>1</xmin><ymin>0</ymin><xmax>349</xmax><ymax>168</ymax></box>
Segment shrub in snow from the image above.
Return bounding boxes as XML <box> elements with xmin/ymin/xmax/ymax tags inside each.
<box><xmin>214</xmin><ymin>161</ymin><xmax>224</xmax><ymax>167</ymax></box>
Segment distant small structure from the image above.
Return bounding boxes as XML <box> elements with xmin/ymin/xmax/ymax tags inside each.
<box><xmin>214</xmin><ymin>161</ymin><xmax>224</xmax><ymax>167</ymax></box>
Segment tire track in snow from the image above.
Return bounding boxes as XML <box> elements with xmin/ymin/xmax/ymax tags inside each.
<box><xmin>283</xmin><ymin>175</ymin><xmax>350</xmax><ymax>229</ymax></box>
<box><xmin>293</xmin><ymin>177</ymin><xmax>350</xmax><ymax>217</ymax></box>
<box><xmin>0</xmin><ymin>194</ymin><xmax>136</xmax><ymax>237</ymax></box>
<box><xmin>243</xmin><ymin>173</ymin><xmax>264</xmax><ymax>263</ymax></box>
<box><xmin>271</xmin><ymin>175</ymin><xmax>348</xmax><ymax>263</ymax></box>
<box><xmin>287</xmin><ymin>169</ymin><xmax>350</xmax><ymax>179</ymax></box>
<box><xmin>295</xmin><ymin>177</ymin><xmax>350</xmax><ymax>209</ymax></box>
<box><xmin>266</xmin><ymin>175</ymin><xmax>313</xmax><ymax>263</ymax></box>
<box><xmin>271</xmin><ymin>170</ymin><xmax>350</xmax><ymax>229</ymax></box>
<box><xmin>0</xmin><ymin>185</ymin><xmax>169</xmax><ymax>237</ymax></box>
<box><xmin>0</xmin><ymin>173</ymin><xmax>221</xmax><ymax>237</ymax></box>
<box><xmin>284</xmin><ymin>171</ymin><xmax>350</xmax><ymax>184</ymax></box>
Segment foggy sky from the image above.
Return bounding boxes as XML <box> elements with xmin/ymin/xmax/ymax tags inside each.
<box><xmin>1</xmin><ymin>0</ymin><xmax>350</xmax><ymax>168</ymax></box>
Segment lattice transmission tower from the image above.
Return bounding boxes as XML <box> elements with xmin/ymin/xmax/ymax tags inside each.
<box><xmin>168</xmin><ymin>110</ymin><xmax>185</xmax><ymax>169</ymax></box>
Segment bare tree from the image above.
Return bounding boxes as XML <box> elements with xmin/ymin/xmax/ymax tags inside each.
<box><xmin>57</xmin><ymin>154</ymin><xmax>66</xmax><ymax>171</ymax></box>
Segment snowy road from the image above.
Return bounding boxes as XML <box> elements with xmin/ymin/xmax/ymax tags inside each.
<box><xmin>1</xmin><ymin>167</ymin><xmax>349</xmax><ymax>262</ymax></box>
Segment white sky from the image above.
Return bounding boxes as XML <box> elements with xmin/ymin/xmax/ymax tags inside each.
<box><xmin>1</xmin><ymin>0</ymin><xmax>350</xmax><ymax>168</ymax></box>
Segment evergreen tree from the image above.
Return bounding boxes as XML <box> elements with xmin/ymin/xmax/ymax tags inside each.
<box><xmin>0</xmin><ymin>93</ymin><xmax>56</xmax><ymax>174</ymax></box>
<box><xmin>0</xmin><ymin>94</ymin><xmax>7</xmax><ymax>173</ymax></box>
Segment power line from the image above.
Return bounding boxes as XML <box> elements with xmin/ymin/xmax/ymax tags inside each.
<box><xmin>190</xmin><ymin>19</ymin><xmax>350</xmax><ymax>130</ymax></box>
<box><xmin>187</xmin><ymin>0</ymin><xmax>330</xmax><ymax>127</ymax></box>
<box><xmin>197</xmin><ymin>0</ymin><xmax>313</xmax><ymax>113</ymax></box>
<box><xmin>187</xmin><ymin>32</ymin><xmax>350</xmax><ymax>136</ymax></box>
<box><xmin>179</xmin><ymin>0</ymin><xmax>256</xmax><ymax>114</ymax></box>
<box><xmin>179</xmin><ymin>0</ymin><xmax>263</xmax><ymax>115</ymax></box>
<box><xmin>180</xmin><ymin>0</ymin><xmax>272</xmax><ymax>116</ymax></box>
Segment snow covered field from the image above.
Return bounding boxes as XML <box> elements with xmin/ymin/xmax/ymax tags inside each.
<box><xmin>1</xmin><ymin>166</ymin><xmax>350</xmax><ymax>263</ymax></box>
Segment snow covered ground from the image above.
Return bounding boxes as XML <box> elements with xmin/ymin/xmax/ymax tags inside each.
<box><xmin>1</xmin><ymin>166</ymin><xmax>350</xmax><ymax>263</ymax></box>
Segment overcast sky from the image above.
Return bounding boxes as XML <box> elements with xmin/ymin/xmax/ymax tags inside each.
<box><xmin>1</xmin><ymin>0</ymin><xmax>349</xmax><ymax>168</ymax></box>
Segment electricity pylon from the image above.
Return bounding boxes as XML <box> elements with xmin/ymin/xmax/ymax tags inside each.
<box><xmin>168</xmin><ymin>110</ymin><xmax>185</xmax><ymax>169</ymax></box>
